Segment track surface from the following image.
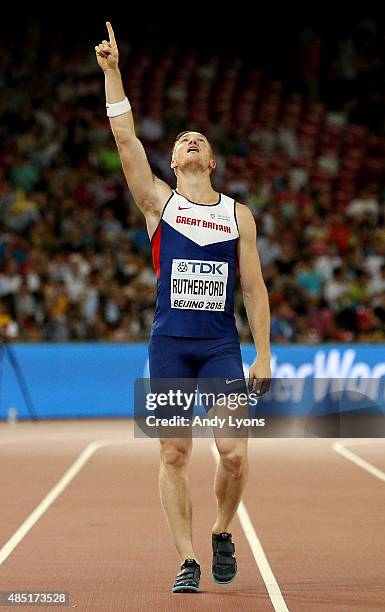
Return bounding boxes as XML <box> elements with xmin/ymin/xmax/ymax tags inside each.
<box><xmin>0</xmin><ymin>421</ymin><xmax>384</xmax><ymax>611</ymax></box>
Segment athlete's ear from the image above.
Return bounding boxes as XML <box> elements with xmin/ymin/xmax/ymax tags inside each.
<box><xmin>171</xmin><ymin>157</ymin><xmax>178</xmax><ymax>176</ymax></box>
<box><xmin>209</xmin><ymin>158</ymin><xmax>216</xmax><ymax>172</ymax></box>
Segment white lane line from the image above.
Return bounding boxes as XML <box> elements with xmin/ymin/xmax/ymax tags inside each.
<box><xmin>333</xmin><ymin>441</ymin><xmax>385</xmax><ymax>483</ymax></box>
<box><xmin>0</xmin><ymin>438</ymin><xmax>131</xmax><ymax>566</ymax></box>
<box><xmin>210</xmin><ymin>443</ymin><xmax>289</xmax><ymax>612</ymax></box>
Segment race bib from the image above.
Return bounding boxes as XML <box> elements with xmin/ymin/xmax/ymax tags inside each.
<box><xmin>171</xmin><ymin>259</ymin><xmax>228</xmax><ymax>311</ymax></box>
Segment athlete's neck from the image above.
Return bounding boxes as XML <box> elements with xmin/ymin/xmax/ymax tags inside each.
<box><xmin>176</xmin><ymin>172</ymin><xmax>218</xmax><ymax>204</ymax></box>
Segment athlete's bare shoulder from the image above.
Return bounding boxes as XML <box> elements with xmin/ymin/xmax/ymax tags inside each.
<box><xmin>235</xmin><ymin>202</ymin><xmax>256</xmax><ymax>236</ymax></box>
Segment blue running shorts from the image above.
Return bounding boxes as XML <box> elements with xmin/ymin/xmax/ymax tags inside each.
<box><xmin>148</xmin><ymin>335</ymin><xmax>248</xmax><ymax>418</ymax></box>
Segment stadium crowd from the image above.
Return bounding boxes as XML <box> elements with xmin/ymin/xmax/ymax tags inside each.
<box><xmin>1</xmin><ymin>18</ymin><xmax>385</xmax><ymax>343</ymax></box>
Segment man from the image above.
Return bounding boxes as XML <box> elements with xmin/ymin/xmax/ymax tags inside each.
<box><xmin>95</xmin><ymin>22</ymin><xmax>271</xmax><ymax>593</ymax></box>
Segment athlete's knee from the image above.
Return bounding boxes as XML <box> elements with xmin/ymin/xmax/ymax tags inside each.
<box><xmin>160</xmin><ymin>441</ymin><xmax>191</xmax><ymax>468</ymax></box>
<box><xmin>218</xmin><ymin>445</ymin><xmax>247</xmax><ymax>478</ymax></box>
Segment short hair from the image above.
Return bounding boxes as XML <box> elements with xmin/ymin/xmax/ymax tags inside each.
<box><xmin>174</xmin><ymin>130</ymin><xmax>194</xmax><ymax>143</ymax></box>
<box><xmin>173</xmin><ymin>131</ymin><xmax>214</xmax><ymax>155</ymax></box>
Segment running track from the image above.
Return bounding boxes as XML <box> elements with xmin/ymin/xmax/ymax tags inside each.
<box><xmin>0</xmin><ymin>421</ymin><xmax>384</xmax><ymax>611</ymax></box>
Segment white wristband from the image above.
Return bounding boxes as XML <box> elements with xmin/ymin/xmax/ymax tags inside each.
<box><xmin>106</xmin><ymin>97</ymin><xmax>131</xmax><ymax>118</ymax></box>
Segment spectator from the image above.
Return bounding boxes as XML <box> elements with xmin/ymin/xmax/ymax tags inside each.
<box><xmin>271</xmin><ymin>304</ymin><xmax>297</xmax><ymax>343</ymax></box>
<box><xmin>324</xmin><ymin>267</ymin><xmax>352</xmax><ymax>307</ymax></box>
<box><xmin>347</xmin><ymin>188</ymin><xmax>379</xmax><ymax>218</ymax></box>
<box><xmin>0</xmin><ymin>302</ymin><xmax>19</xmax><ymax>340</ymax></box>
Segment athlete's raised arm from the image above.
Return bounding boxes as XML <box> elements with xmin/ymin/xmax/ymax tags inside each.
<box><xmin>236</xmin><ymin>203</ymin><xmax>271</xmax><ymax>394</ymax></box>
<box><xmin>95</xmin><ymin>22</ymin><xmax>172</xmax><ymax>234</ymax></box>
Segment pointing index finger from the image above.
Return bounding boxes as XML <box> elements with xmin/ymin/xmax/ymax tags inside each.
<box><xmin>106</xmin><ymin>21</ymin><xmax>116</xmax><ymax>46</ymax></box>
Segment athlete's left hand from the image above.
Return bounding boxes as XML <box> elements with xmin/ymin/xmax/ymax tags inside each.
<box><xmin>248</xmin><ymin>357</ymin><xmax>271</xmax><ymax>396</ymax></box>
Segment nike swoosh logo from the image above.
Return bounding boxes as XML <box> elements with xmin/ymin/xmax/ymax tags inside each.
<box><xmin>178</xmin><ymin>206</ymin><xmax>191</xmax><ymax>210</ymax></box>
<box><xmin>225</xmin><ymin>378</ymin><xmax>242</xmax><ymax>384</ymax></box>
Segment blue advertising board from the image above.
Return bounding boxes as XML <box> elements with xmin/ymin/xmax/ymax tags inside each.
<box><xmin>0</xmin><ymin>343</ymin><xmax>384</xmax><ymax>420</ymax></box>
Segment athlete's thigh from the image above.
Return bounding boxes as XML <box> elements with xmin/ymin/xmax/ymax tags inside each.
<box><xmin>198</xmin><ymin>338</ymin><xmax>249</xmax><ymax>436</ymax></box>
<box><xmin>198</xmin><ymin>337</ymin><xmax>245</xmax><ymax>379</ymax></box>
<box><xmin>149</xmin><ymin>335</ymin><xmax>198</xmax><ymax>378</ymax></box>
<box><xmin>149</xmin><ymin>335</ymin><xmax>197</xmax><ymax>430</ymax></box>
<box><xmin>198</xmin><ymin>337</ymin><xmax>247</xmax><ymax>403</ymax></box>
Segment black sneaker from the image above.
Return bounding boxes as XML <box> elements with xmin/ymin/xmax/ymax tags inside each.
<box><xmin>172</xmin><ymin>559</ymin><xmax>201</xmax><ymax>593</ymax></box>
<box><xmin>212</xmin><ymin>532</ymin><xmax>237</xmax><ymax>584</ymax></box>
